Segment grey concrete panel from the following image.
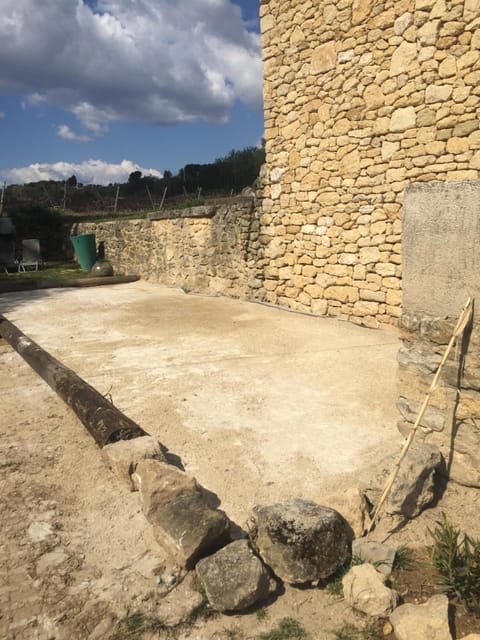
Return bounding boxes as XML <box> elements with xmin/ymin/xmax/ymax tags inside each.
<box><xmin>403</xmin><ymin>181</ymin><xmax>480</xmax><ymax>317</ymax></box>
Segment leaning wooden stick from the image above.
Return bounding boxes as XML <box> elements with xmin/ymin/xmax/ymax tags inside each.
<box><xmin>367</xmin><ymin>296</ymin><xmax>473</xmax><ymax>533</ymax></box>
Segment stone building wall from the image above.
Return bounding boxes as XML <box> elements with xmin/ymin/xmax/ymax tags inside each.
<box><xmin>259</xmin><ymin>0</ymin><xmax>480</xmax><ymax>327</ymax></box>
<box><xmin>74</xmin><ymin>197</ymin><xmax>262</xmax><ymax>298</ymax></box>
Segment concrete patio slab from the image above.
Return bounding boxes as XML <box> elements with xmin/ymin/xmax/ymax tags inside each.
<box><xmin>0</xmin><ymin>280</ymin><xmax>401</xmax><ymax>524</ymax></box>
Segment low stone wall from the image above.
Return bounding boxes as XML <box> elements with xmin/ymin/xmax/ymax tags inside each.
<box><xmin>397</xmin><ymin>181</ymin><xmax>480</xmax><ymax>487</ymax></box>
<box><xmin>73</xmin><ymin>197</ymin><xmax>261</xmax><ymax>299</ymax></box>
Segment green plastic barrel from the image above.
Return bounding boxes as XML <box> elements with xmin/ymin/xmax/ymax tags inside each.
<box><xmin>71</xmin><ymin>233</ymin><xmax>97</xmax><ymax>272</ymax></box>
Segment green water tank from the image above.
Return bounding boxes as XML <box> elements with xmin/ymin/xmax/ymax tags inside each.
<box><xmin>71</xmin><ymin>233</ymin><xmax>97</xmax><ymax>272</ymax></box>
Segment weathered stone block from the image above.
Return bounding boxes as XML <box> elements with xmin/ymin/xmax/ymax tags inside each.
<box><xmin>390</xmin><ymin>594</ymin><xmax>451</xmax><ymax>640</ymax></box>
<box><xmin>252</xmin><ymin>499</ymin><xmax>352</xmax><ymax>584</ymax></box>
<box><xmin>102</xmin><ymin>436</ymin><xmax>166</xmax><ymax>490</ymax></box>
<box><xmin>134</xmin><ymin>460</ymin><xmax>230</xmax><ymax>568</ymax></box>
<box><xmin>343</xmin><ymin>564</ymin><xmax>399</xmax><ymax>617</ymax></box>
<box><xmin>196</xmin><ymin>540</ymin><xmax>277</xmax><ymax>612</ymax></box>
<box><xmin>351</xmin><ymin>540</ymin><xmax>396</xmax><ymax>576</ymax></box>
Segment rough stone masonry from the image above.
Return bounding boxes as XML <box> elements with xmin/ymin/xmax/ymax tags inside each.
<box><xmin>259</xmin><ymin>0</ymin><xmax>480</xmax><ymax>326</ymax></box>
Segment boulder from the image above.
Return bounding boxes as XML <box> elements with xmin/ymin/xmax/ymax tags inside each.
<box><xmin>102</xmin><ymin>435</ymin><xmax>166</xmax><ymax>489</ymax></box>
<box><xmin>196</xmin><ymin>540</ymin><xmax>277</xmax><ymax>612</ymax></box>
<box><xmin>252</xmin><ymin>499</ymin><xmax>351</xmax><ymax>584</ymax></box>
<box><xmin>342</xmin><ymin>563</ymin><xmax>399</xmax><ymax>617</ymax></box>
<box><xmin>389</xmin><ymin>594</ymin><xmax>452</xmax><ymax>640</ymax></box>
<box><xmin>133</xmin><ymin>459</ymin><xmax>230</xmax><ymax>568</ymax></box>
<box><xmin>361</xmin><ymin>442</ymin><xmax>443</xmax><ymax>518</ymax></box>
<box><xmin>351</xmin><ymin>539</ymin><xmax>396</xmax><ymax>576</ymax></box>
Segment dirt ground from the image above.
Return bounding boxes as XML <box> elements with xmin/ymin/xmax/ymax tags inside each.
<box><xmin>1</xmin><ymin>281</ymin><xmax>478</xmax><ymax>639</ymax></box>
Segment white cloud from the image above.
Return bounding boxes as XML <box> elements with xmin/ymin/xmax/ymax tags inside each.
<box><xmin>0</xmin><ymin>0</ymin><xmax>262</xmax><ymax>133</ymax></box>
<box><xmin>5</xmin><ymin>159</ymin><xmax>163</xmax><ymax>185</ymax></box>
<box><xmin>56</xmin><ymin>124</ymin><xmax>91</xmax><ymax>142</ymax></box>
<box><xmin>0</xmin><ymin>111</ymin><xmax>4</xmax><ymax>119</ymax></box>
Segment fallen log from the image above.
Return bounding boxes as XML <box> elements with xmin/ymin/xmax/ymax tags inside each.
<box><xmin>0</xmin><ymin>316</ymin><xmax>147</xmax><ymax>447</ymax></box>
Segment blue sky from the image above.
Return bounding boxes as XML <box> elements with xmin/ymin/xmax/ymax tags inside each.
<box><xmin>0</xmin><ymin>0</ymin><xmax>263</xmax><ymax>185</ymax></box>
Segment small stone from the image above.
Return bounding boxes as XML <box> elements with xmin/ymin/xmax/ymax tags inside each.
<box><xmin>390</xmin><ymin>594</ymin><xmax>451</xmax><ymax>640</ymax></box>
<box><xmin>102</xmin><ymin>435</ymin><xmax>166</xmax><ymax>490</ymax></box>
<box><xmin>327</xmin><ymin>487</ymin><xmax>372</xmax><ymax>538</ymax></box>
<box><xmin>27</xmin><ymin>521</ymin><xmax>57</xmax><ymax>545</ymax></box>
<box><xmin>342</xmin><ymin>563</ymin><xmax>399</xmax><ymax>617</ymax></box>
<box><xmin>196</xmin><ymin>540</ymin><xmax>277</xmax><ymax>612</ymax></box>
<box><xmin>351</xmin><ymin>540</ymin><xmax>396</xmax><ymax>576</ymax></box>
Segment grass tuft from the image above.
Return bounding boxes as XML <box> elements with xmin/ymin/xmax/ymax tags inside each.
<box><xmin>332</xmin><ymin>622</ymin><xmax>382</xmax><ymax>640</ymax></box>
<box><xmin>258</xmin><ymin>616</ymin><xmax>307</xmax><ymax>639</ymax></box>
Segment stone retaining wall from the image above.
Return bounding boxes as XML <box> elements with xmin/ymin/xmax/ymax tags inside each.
<box><xmin>398</xmin><ymin>181</ymin><xmax>480</xmax><ymax>488</ymax></box>
<box><xmin>259</xmin><ymin>0</ymin><xmax>480</xmax><ymax>327</ymax></box>
<box><xmin>74</xmin><ymin>197</ymin><xmax>262</xmax><ymax>299</ymax></box>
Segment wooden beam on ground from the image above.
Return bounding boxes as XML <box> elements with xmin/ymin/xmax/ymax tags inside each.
<box><xmin>0</xmin><ymin>316</ymin><xmax>147</xmax><ymax>447</ymax></box>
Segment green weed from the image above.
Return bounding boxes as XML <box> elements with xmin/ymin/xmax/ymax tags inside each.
<box><xmin>393</xmin><ymin>544</ymin><xmax>414</xmax><ymax>571</ymax></box>
<box><xmin>112</xmin><ymin>611</ymin><xmax>168</xmax><ymax>638</ymax></box>
<box><xmin>186</xmin><ymin>598</ymin><xmax>217</xmax><ymax>625</ymax></box>
<box><xmin>258</xmin><ymin>616</ymin><xmax>307</xmax><ymax>639</ymax></box>
<box><xmin>428</xmin><ymin>512</ymin><xmax>480</xmax><ymax>612</ymax></box>
<box><xmin>332</xmin><ymin>622</ymin><xmax>382</xmax><ymax>640</ymax></box>
<box><xmin>0</xmin><ymin>461</ymin><xmax>21</xmax><ymax>471</ymax></box>
<box><xmin>256</xmin><ymin>607</ymin><xmax>268</xmax><ymax>621</ymax></box>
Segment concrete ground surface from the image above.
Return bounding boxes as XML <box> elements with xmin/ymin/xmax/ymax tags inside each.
<box><xmin>1</xmin><ymin>281</ymin><xmax>402</xmax><ymax>523</ymax></box>
<box><xmin>0</xmin><ymin>281</ymin><xmax>405</xmax><ymax>639</ymax></box>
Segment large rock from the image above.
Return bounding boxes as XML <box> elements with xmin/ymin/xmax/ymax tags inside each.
<box><xmin>342</xmin><ymin>563</ymin><xmax>399</xmax><ymax>617</ymax></box>
<box><xmin>102</xmin><ymin>435</ymin><xmax>166</xmax><ymax>489</ymax></box>
<box><xmin>252</xmin><ymin>499</ymin><xmax>351</xmax><ymax>584</ymax></box>
<box><xmin>351</xmin><ymin>539</ymin><xmax>396</xmax><ymax>576</ymax></box>
<box><xmin>390</xmin><ymin>594</ymin><xmax>452</xmax><ymax>640</ymax></box>
<box><xmin>196</xmin><ymin>540</ymin><xmax>277</xmax><ymax>612</ymax></box>
<box><xmin>361</xmin><ymin>442</ymin><xmax>443</xmax><ymax>519</ymax></box>
<box><xmin>133</xmin><ymin>459</ymin><xmax>230</xmax><ymax>568</ymax></box>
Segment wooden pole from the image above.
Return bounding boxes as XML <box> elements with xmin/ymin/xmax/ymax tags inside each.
<box><xmin>145</xmin><ymin>183</ymin><xmax>154</xmax><ymax>208</ymax></box>
<box><xmin>0</xmin><ymin>181</ymin><xmax>5</xmax><ymax>215</ymax></box>
<box><xmin>159</xmin><ymin>187</ymin><xmax>167</xmax><ymax>209</ymax></box>
<box><xmin>114</xmin><ymin>185</ymin><xmax>120</xmax><ymax>213</ymax></box>
<box><xmin>367</xmin><ymin>297</ymin><xmax>473</xmax><ymax>533</ymax></box>
<box><xmin>0</xmin><ymin>316</ymin><xmax>147</xmax><ymax>447</ymax></box>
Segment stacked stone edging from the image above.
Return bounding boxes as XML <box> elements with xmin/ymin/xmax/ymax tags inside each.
<box><xmin>259</xmin><ymin>0</ymin><xmax>480</xmax><ymax>326</ymax></box>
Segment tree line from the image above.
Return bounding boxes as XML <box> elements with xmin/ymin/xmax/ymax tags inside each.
<box><xmin>3</xmin><ymin>144</ymin><xmax>265</xmax><ymax>213</ymax></box>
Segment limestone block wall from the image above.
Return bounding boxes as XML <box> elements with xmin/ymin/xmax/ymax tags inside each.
<box><xmin>74</xmin><ymin>197</ymin><xmax>261</xmax><ymax>298</ymax></box>
<box><xmin>259</xmin><ymin>0</ymin><xmax>480</xmax><ymax>327</ymax></box>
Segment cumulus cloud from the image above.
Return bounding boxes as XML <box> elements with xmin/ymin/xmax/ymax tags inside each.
<box><xmin>0</xmin><ymin>0</ymin><xmax>262</xmax><ymax>133</ymax></box>
<box><xmin>56</xmin><ymin>124</ymin><xmax>91</xmax><ymax>142</ymax></box>
<box><xmin>5</xmin><ymin>159</ymin><xmax>163</xmax><ymax>185</ymax></box>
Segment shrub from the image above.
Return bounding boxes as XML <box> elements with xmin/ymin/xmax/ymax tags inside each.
<box><xmin>428</xmin><ymin>513</ymin><xmax>480</xmax><ymax>612</ymax></box>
